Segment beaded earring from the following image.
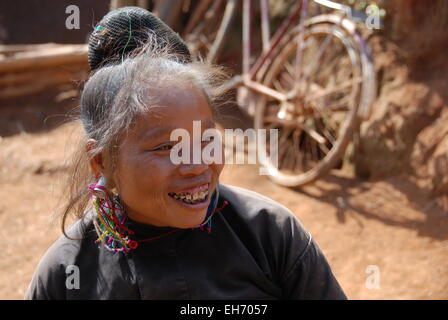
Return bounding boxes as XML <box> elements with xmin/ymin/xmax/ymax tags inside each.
<box><xmin>89</xmin><ymin>176</ymin><xmax>136</xmax><ymax>253</ymax></box>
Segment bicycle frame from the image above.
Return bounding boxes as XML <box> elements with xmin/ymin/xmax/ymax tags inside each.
<box><xmin>221</xmin><ymin>0</ymin><xmax>373</xmax><ymax>118</ymax></box>
<box><xmin>246</xmin><ymin>0</ymin><xmax>354</xmax><ymax>81</ymax></box>
<box><xmin>227</xmin><ymin>0</ymin><xmax>344</xmax><ymax>102</ymax></box>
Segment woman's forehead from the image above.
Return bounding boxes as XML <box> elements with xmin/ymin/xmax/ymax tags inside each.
<box><xmin>150</xmin><ymin>84</ymin><xmax>208</xmax><ymax>105</ymax></box>
<box><xmin>130</xmin><ymin>86</ymin><xmax>214</xmax><ymax>139</ymax></box>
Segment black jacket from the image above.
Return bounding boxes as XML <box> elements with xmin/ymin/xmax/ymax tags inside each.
<box><xmin>25</xmin><ymin>184</ymin><xmax>347</xmax><ymax>299</ymax></box>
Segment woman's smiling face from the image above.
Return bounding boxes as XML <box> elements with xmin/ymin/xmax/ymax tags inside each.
<box><xmin>112</xmin><ymin>85</ymin><xmax>224</xmax><ymax>228</ymax></box>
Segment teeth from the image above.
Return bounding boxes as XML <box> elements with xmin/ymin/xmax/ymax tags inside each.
<box><xmin>169</xmin><ymin>186</ymin><xmax>209</xmax><ymax>204</ymax></box>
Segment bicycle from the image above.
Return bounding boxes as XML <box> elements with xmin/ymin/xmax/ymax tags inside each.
<box><xmin>169</xmin><ymin>0</ymin><xmax>378</xmax><ymax>187</ymax></box>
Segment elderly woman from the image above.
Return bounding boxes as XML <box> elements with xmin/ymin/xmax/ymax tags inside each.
<box><xmin>25</xmin><ymin>7</ymin><xmax>346</xmax><ymax>300</ymax></box>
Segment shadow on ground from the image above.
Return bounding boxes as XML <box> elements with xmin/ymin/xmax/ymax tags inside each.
<box><xmin>295</xmin><ymin>172</ymin><xmax>448</xmax><ymax>241</ymax></box>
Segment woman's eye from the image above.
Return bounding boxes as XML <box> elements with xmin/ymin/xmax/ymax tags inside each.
<box><xmin>146</xmin><ymin>144</ymin><xmax>173</xmax><ymax>152</ymax></box>
<box><xmin>156</xmin><ymin>144</ymin><xmax>173</xmax><ymax>151</ymax></box>
<box><xmin>202</xmin><ymin>136</ymin><xmax>215</xmax><ymax>143</ymax></box>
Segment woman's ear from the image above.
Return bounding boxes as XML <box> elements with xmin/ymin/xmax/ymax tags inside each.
<box><xmin>86</xmin><ymin>139</ymin><xmax>104</xmax><ymax>180</ymax></box>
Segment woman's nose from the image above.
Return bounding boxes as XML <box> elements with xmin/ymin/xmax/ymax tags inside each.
<box><xmin>178</xmin><ymin>162</ymin><xmax>209</xmax><ymax>176</ymax></box>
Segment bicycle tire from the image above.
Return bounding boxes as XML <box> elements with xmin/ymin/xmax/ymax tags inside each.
<box><xmin>254</xmin><ymin>16</ymin><xmax>374</xmax><ymax>187</ymax></box>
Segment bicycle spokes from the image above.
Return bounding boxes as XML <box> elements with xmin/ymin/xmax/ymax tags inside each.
<box><xmin>255</xmin><ymin>19</ymin><xmax>363</xmax><ymax>185</ymax></box>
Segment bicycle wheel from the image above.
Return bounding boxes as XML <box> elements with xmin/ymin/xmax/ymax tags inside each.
<box><xmin>254</xmin><ymin>18</ymin><xmax>371</xmax><ymax>187</ymax></box>
<box><xmin>182</xmin><ymin>0</ymin><xmax>237</xmax><ymax>63</ymax></box>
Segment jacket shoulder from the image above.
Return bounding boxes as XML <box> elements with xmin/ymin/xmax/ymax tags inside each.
<box><xmin>218</xmin><ymin>183</ymin><xmax>311</xmax><ymax>242</ymax></box>
<box><xmin>24</xmin><ymin>216</ymin><xmax>95</xmax><ymax>299</ymax></box>
<box><xmin>217</xmin><ymin>184</ymin><xmax>312</xmax><ymax>280</ymax></box>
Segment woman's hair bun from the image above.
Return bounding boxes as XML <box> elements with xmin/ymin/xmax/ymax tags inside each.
<box><xmin>88</xmin><ymin>6</ymin><xmax>191</xmax><ymax>71</ymax></box>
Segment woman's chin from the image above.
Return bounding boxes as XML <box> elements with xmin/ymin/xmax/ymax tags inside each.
<box><xmin>165</xmin><ymin>198</ymin><xmax>208</xmax><ymax>227</ymax></box>
<box><xmin>172</xmin><ymin>211</ymin><xmax>208</xmax><ymax>229</ymax></box>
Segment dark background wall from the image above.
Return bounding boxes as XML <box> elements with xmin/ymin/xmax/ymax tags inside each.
<box><xmin>0</xmin><ymin>0</ymin><xmax>109</xmax><ymax>44</ymax></box>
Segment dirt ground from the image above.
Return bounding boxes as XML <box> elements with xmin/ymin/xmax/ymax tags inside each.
<box><xmin>0</xmin><ymin>91</ymin><xmax>447</xmax><ymax>300</ymax></box>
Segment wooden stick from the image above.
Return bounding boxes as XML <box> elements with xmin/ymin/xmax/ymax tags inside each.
<box><xmin>0</xmin><ymin>43</ymin><xmax>65</xmax><ymax>55</ymax></box>
<box><xmin>0</xmin><ymin>66</ymin><xmax>88</xmax><ymax>86</ymax></box>
<box><xmin>0</xmin><ymin>70</ymin><xmax>87</xmax><ymax>99</ymax></box>
<box><xmin>0</xmin><ymin>45</ymin><xmax>88</xmax><ymax>73</ymax></box>
<box><xmin>0</xmin><ymin>75</ymin><xmax>78</xmax><ymax>99</ymax></box>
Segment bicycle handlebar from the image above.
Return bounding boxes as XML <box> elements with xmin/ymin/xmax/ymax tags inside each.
<box><xmin>312</xmin><ymin>0</ymin><xmax>351</xmax><ymax>15</ymax></box>
<box><xmin>312</xmin><ymin>0</ymin><xmax>384</xmax><ymax>28</ymax></box>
